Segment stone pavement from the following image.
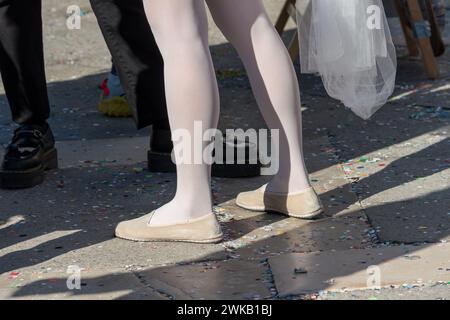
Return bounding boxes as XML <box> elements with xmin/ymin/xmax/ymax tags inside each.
<box><xmin>0</xmin><ymin>0</ymin><xmax>449</xmax><ymax>300</ymax></box>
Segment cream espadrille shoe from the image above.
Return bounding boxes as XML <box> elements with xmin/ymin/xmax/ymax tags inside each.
<box><xmin>115</xmin><ymin>211</ymin><xmax>223</xmax><ymax>243</ymax></box>
<box><xmin>236</xmin><ymin>184</ymin><xmax>323</xmax><ymax>219</ymax></box>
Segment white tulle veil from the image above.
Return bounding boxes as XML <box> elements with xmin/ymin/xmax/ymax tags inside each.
<box><xmin>296</xmin><ymin>0</ymin><xmax>397</xmax><ymax>119</ymax></box>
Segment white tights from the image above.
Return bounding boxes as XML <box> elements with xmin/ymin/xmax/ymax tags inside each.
<box><xmin>143</xmin><ymin>0</ymin><xmax>311</xmax><ymax>225</ymax></box>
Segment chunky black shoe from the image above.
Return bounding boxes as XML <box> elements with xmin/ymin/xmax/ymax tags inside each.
<box><xmin>147</xmin><ymin>127</ymin><xmax>261</xmax><ymax>178</ymax></box>
<box><xmin>0</xmin><ymin>123</ymin><xmax>58</xmax><ymax>189</ymax></box>
<box><xmin>147</xmin><ymin>128</ymin><xmax>175</xmax><ymax>173</ymax></box>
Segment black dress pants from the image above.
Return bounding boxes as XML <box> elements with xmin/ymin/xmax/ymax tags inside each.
<box><xmin>0</xmin><ymin>0</ymin><xmax>167</xmax><ymax>129</ymax></box>
<box><xmin>0</xmin><ymin>0</ymin><xmax>49</xmax><ymax>125</ymax></box>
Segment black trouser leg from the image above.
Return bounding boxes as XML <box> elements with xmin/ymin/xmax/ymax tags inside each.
<box><xmin>0</xmin><ymin>0</ymin><xmax>50</xmax><ymax>125</ymax></box>
<box><xmin>90</xmin><ymin>0</ymin><xmax>168</xmax><ymax>129</ymax></box>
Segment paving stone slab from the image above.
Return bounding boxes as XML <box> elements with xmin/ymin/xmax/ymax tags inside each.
<box><xmin>0</xmin><ymin>270</ymin><xmax>166</xmax><ymax>300</ymax></box>
<box><xmin>354</xmin><ymin>157</ymin><xmax>450</xmax><ymax>243</ymax></box>
<box><xmin>362</xmin><ymin>198</ymin><xmax>450</xmax><ymax>244</ymax></box>
<box><xmin>136</xmin><ymin>260</ymin><xmax>272</xmax><ymax>300</ymax></box>
<box><xmin>220</xmin><ymin>208</ymin><xmax>372</xmax><ymax>261</ymax></box>
<box><xmin>333</xmin><ymin>123</ymin><xmax>450</xmax><ymax>243</ymax></box>
<box><xmin>216</xmin><ymin>190</ymin><xmax>370</xmax><ymax>261</ymax></box>
<box><xmin>319</xmin><ymin>284</ymin><xmax>450</xmax><ymax>300</ymax></box>
<box><xmin>269</xmin><ymin>243</ymin><xmax>450</xmax><ymax>297</ymax></box>
<box><xmin>339</xmin><ymin>128</ymin><xmax>450</xmax><ymax>181</ymax></box>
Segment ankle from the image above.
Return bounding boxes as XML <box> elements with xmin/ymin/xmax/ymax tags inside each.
<box><xmin>266</xmin><ymin>175</ymin><xmax>311</xmax><ymax>194</ymax></box>
<box><xmin>150</xmin><ymin>200</ymin><xmax>213</xmax><ymax>226</ymax></box>
<box><xmin>151</xmin><ymin>212</ymin><xmax>211</xmax><ymax>226</ymax></box>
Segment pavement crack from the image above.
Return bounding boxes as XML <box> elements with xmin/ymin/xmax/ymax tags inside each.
<box><xmin>130</xmin><ymin>270</ymin><xmax>175</xmax><ymax>300</ymax></box>
<box><xmin>327</xmin><ymin>130</ymin><xmax>381</xmax><ymax>245</ymax></box>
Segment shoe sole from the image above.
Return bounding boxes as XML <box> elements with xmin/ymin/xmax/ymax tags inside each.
<box><xmin>0</xmin><ymin>148</ymin><xmax>58</xmax><ymax>189</ymax></box>
<box><xmin>147</xmin><ymin>150</ymin><xmax>261</xmax><ymax>178</ymax></box>
<box><xmin>115</xmin><ymin>233</ymin><xmax>224</xmax><ymax>244</ymax></box>
<box><xmin>236</xmin><ymin>201</ymin><xmax>323</xmax><ymax>220</ymax></box>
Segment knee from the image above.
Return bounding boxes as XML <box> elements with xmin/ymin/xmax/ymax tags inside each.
<box><xmin>250</xmin><ymin>15</ymin><xmax>277</xmax><ymax>43</ymax></box>
<box><xmin>216</xmin><ymin>14</ymin><xmax>275</xmax><ymax>55</ymax></box>
<box><xmin>151</xmin><ymin>17</ymin><xmax>207</xmax><ymax>60</ymax></box>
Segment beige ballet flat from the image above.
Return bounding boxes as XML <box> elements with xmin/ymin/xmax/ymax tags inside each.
<box><xmin>236</xmin><ymin>184</ymin><xmax>323</xmax><ymax>219</ymax></box>
<box><xmin>115</xmin><ymin>212</ymin><xmax>224</xmax><ymax>243</ymax></box>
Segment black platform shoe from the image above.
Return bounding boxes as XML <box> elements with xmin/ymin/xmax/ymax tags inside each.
<box><xmin>0</xmin><ymin>123</ymin><xmax>58</xmax><ymax>189</ymax></box>
<box><xmin>147</xmin><ymin>128</ymin><xmax>261</xmax><ymax>178</ymax></box>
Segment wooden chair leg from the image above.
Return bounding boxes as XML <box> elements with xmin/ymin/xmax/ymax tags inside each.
<box><xmin>275</xmin><ymin>0</ymin><xmax>300</xmax><ymax>62</ymax></box>
<box><xmin>406</xmin><ymin>0</ymin><xmax>440</xmax><ymax>79</ymax></box>
<box><xmin>425</xmin><ymin>0</ymin><xmax>445</xmax><ymax>56</ymax></box>
<box><xmin>275</xmin><ymin>0</ymin><xmax>293</xmax><ymax>34</ymax></box>
<box><xmin>395</xmin><ymin>0</ymin><xmax>420</xmax><ymax>56</ymax></box>
<box><xmin>288</xmin><ymin>31</ymin><xmax>300</xmax><ymax>62</ymax></box>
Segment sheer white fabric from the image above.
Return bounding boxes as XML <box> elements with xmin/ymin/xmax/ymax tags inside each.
<box><xmin>297</xmin><ymin>0</ymin><xmax>397</xmax><ymax>119</ymax></box>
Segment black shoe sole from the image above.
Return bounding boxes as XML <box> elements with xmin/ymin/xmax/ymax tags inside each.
<box><xmin>147</xmin><ymin>150</ymin><xmax>261</xmax><ymax>178</ymax></box>
<box><xmin>0</xmin><ymin>148</ymin><xmax>58</xmax><ymax>189</ymax></box>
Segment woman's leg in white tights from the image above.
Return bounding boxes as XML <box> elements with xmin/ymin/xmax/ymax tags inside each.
<box><xmin>143</xmin><ymin>0</ymin><xmax>219</xmax><ymax>225</ymax></box>
<box><xmin>207</xmin><ymin>0</ymin><xmax>311</xmax><ymax>193</ymax></box>
<box><xmin>141</xmin><ymin>0</ymin><xmax>311</xmax><ymax>226</ymax></box>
